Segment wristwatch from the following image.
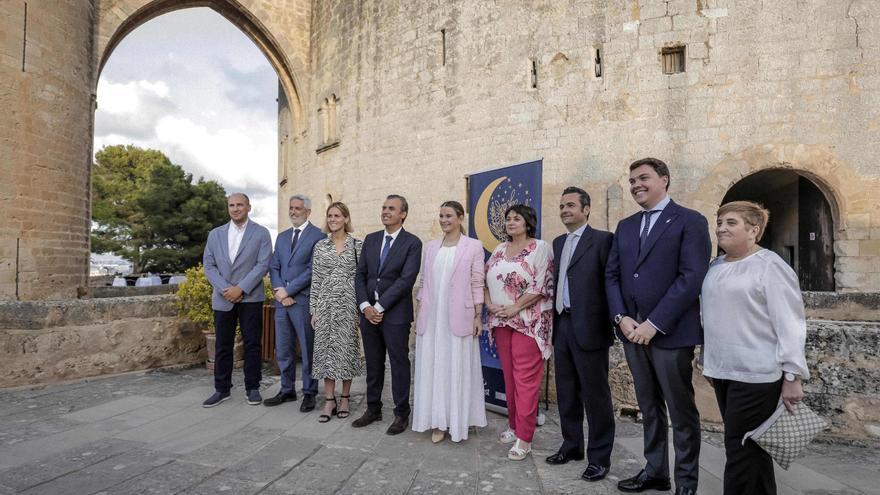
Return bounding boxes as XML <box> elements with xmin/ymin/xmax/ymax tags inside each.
<box><xmin>784</xmin><ymin>372</ymin><xmax>799</xmax><ymax>382</ymax></box>
<box><xmin>613</xmin><ymin>314</ymin><xmax>625</xmax><ymax>325</ymax></box>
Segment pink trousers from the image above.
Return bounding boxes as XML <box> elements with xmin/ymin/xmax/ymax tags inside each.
<box><xmin>493</xmin><ymin>326</ymin><xmax>544</xmax><ymax>442</ymax></box>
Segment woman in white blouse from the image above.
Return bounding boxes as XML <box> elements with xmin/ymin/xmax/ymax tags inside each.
<box><xmin>701</xmin><ymin>201</ymin><xmax>810</xmax><ymax>495</ymax></box>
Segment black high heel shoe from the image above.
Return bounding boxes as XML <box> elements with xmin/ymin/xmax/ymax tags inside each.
<box><xmin>318</xmin><ymin>397</ymin><xmax>337</xmax><ymax>423</ymax></box>
<box><xmin>337</xmin><ymin>395</ymin><xmax>351</xmax><ymax>419</ymax></box>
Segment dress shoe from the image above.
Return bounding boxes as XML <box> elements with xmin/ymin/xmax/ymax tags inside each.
<box><xmin>545</xmin><ymin>451</ymin><xmax>584</xmax><ymax>465</ymax></box>
<box><xmin>675</xmin><ymin>487</ymin><xmax>696</xmax><ymax>495</ymax></box>
<box><xmin>617</xmin><ymin>469</ymin><xmax>671</xmax><ymax>493</ymax></box>
<box><xmin>263</xmin><ymin>391</ymin><xmax>297</xmax><ymax>407</ymax></box>
<box><xmin>351</xmin><ymin>409</ymin><xmax>383</xmax><ymax>428</ymax></box>
<box><xmin>300</xmin><ymin>394</ymin><xmax>316</xmax><ymax>412</ymax></box>
<box><xmin>386</xmin><ymin>416</ymin><xmax>408</xmax><ymax>435</ymax></box>
<box><xmin>581</xmin><ymin>464</ymin><xmax>609</xmax><ymax>482</ymax></box>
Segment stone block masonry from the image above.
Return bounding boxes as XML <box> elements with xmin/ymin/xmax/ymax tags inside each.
<box><xmin>0</xmin><ymin>295</ymin><xmax>204</xmax><ymax>388</ymax></box>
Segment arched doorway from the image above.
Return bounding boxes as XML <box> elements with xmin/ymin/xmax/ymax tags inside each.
<box><xmin>722</xmin><ymin>169</ymin><xmax>835</xmax><ymax>291</ymax></box>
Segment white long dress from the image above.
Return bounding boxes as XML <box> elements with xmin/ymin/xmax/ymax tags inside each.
<box><xmin>412</xmin><ymin>246</ymin><xmax>488</xmax><ymax>442</ymax></box>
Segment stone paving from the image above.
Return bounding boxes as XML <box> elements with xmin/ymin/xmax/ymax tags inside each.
<box><xmin>0</xmin><ymin>366</ymin><xmax>876</xmax><ymax>495</ymax></box>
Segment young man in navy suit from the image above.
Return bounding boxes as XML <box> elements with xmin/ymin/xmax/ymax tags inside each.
<box><xmin>546</xmin><ymin>187</ymin><xmax>616</xmax><ymax>483</ymax></box>
<box><xmin>265</xmin><ymin>194</ymin><xmax>325</xmax><ymax>412</ymax></box>
<box><xmin>352</xmin><ymin>194</ymin><xmax>422</xmax><ymax>435</ymax></box>
<box><xmin>605</xmin><ymin>158</ymin><xmax>711</xmax><ymax>495</ymax></box>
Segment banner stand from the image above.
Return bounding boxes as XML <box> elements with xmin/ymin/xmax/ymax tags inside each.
<box><xmin>467</xmin><ymin>159</ymin><xmax>543</xmax><ymax>419</ymax></box>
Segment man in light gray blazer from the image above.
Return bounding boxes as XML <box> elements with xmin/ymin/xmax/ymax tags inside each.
<box><xmin>264</xmin><ymin>194</ymin><xmax>325</xmax><ymax>412</ymax></box>
<box><xmin>202</xmin><ymin>193</ymin><xmax>272</xmax><ymax>408</ymax></box>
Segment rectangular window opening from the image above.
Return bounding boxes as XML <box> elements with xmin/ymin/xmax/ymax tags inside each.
<box><xmin>22</xmin><ymin>2</ymin><xmax>27</xmax><ymax>72</ymax></box>
<box><xmin>661</xmin><ymin>46</ymin><xmax>685</xmax><ymax>74</ymax></box>
<box><xmin>530</xmin><ymin>59</ymin><xmax>538</xmax><ymax>89</ymax></box>
<box><xmin>594</xmin><ymin>48</ymin><xmax>602</xmax><ymax>78</ymax></box>
<box><xmin>440</xmin><ymin>29</ymin><xmax>446</xmax><ymax>66</ymax></box>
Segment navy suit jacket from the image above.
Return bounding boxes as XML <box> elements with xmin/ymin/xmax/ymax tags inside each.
<box><xmin>605</xmin><ymin>200</ymin><xmax>711</xmax><ymax>349</ymax></box>
<box><xmin>553</xmin><ymin>225</ymin><xmax>614</xmax><ymax>351</ymax></box>
<box><xmin>269</xmin><ymin>222</ymin><xmax>325</xmax><ymax>307</ymax></box>
<box><xmin>355</xmin><ymin>228</ymin><xmax>422</xmax><ymax>325</ymax></box>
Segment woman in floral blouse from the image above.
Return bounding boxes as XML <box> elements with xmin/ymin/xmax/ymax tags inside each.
<box><xmin>484</xmin><ymin>204</ymin><xmax>554</xmax><ymax>461</ymax></box>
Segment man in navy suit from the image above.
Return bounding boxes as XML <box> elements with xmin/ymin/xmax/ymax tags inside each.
<box><xmin>546</xmin><ymin>187</ymin><xmax>615</xmax><ymax>483</ymax></box>
<box><xmin>201</xmin><ymin>193</ymin><xmax>272</xmax><ymax>408</ymax></box>
<box><xmin>605</xmin><ymin>158</ymin><xmax>711</xmax><ymax>495</ymax></box>
<box><xmin>352</xmin><ymin>194</ymin><xmax>422</xmax><ymax>435</ymax></box>
<box><xmin>264</xmin><ymin>194</ymin><xmax>325</xmax><ymax>412</ymax></box>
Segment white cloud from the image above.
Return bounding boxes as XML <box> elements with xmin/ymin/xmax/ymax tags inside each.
<box><xmin>97</xmin><ymin>79</ymin><xmax>170</xmax><ymax>115</ymax></box>
<box><xmin>154</xmin><ymin>116</ymin><xmax>276</xmax><ymax>194</ymax></box>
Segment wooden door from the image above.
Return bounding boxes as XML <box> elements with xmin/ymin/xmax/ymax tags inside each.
<box><xmin>798</xmin><ymin>177</ymin><xmax>835</xmax><ymax>291</ymax></box>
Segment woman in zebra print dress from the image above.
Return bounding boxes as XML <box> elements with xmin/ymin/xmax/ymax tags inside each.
<box><xmin>310</xmin><ymin>202</ymin><xmax>365</xmax><ymax>422</ymax></box>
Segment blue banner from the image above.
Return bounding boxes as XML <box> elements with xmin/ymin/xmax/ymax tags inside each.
<box><xmin>467</xmin><ymin>159</ymin><xmax>542</xmax><ymax>413</ymax></box>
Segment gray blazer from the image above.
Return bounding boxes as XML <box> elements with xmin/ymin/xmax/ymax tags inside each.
<box><xmin>203</xmin><ymin>220</ymin><xmax>273</xmax><ymax>311</ymax></box>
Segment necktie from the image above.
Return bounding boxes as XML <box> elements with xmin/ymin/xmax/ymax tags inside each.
<box><xmin>379</xmin><ymin>235</ymin><xmax>393</xmax><ymax>270</ymax></box>
<box><xmin>555</xmin><ymin>233</ymin><xmax>576</xmax><ymax>314</ymax></box>
<box><xmin>291</xmin><ymin>228</ymin><xmax>301</xmax><ymax>253</ymax></box>
<box><xmin>639</xmin><ymin>210</ymin><xmax>659</xmax><ymax>251</ymax></box>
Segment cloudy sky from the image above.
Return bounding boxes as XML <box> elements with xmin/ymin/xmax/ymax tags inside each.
<box><xmin>95</xmin><ymin>7</ymin><xmax>280</xmax><ymax>238</ymax></box>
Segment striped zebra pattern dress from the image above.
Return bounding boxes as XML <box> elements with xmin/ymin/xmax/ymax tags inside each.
<box><xmin>309</xmin><ymin>235</ymin><xmax>365</xmax><ymax>380</ymax></box>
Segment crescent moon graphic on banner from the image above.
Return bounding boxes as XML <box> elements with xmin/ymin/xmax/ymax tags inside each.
<box><xmin>474</xmin><ymin>176</ymin><xmax>507</xmax><ymax>254</ymax></box>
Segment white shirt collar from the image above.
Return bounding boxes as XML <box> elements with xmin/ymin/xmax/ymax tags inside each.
<box><xmin>644</xmin><ymin>195</ymin><xmax>671</xmax><ymax>213</ymax></box>
<box><xmin>568</xmin><ymin>222</ymin><xmax>588</xmax><ymax>238</ymax></box>
<box><xmin>230</xmin><ymin>219</ymin><xmax>248</xmax><ymax>232</ymax></box>
<box><xmin>384</xmin><ymin>226</ymin><xmax>402</xmax><ymax>240</ymax></box>
<box><xmin>292</xmin><ymin>219</ymin><xmax>311</xmax><ymax>232</ymax></box>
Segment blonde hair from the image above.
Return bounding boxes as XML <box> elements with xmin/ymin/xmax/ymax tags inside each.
<box><xmin>717</xmin><ymin>200</ymin><xmax>770</xmax><ymax>241</ymax></box>
<box><xmin>325</xmin><ymin>201</ymin><xmax>353</xmax><ymax>233</ymax></box>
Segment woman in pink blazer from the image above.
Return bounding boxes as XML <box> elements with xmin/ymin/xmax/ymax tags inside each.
<box><xmin>412</xmin><ymin>201</ymin><xmax>488</xmax><ymax>443</ymax></box>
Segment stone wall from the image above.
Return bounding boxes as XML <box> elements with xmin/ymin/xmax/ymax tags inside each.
<box><xmin>603</xmin><ymin>319</ymin><xmax>880</xmax><ymax>440</ymax></box>
<box><xmin>5</xmin><ymin>0</ymin><xmax>880</xmax><ymax>298</ymax></box>
<box><xmin>0</xmin><ymin>2</ymin><xmax>96</xmax><ymax>300</ymax></box>
<box><xmin>293</xmin><ymin>0</ymin><xmax>880</xmax><ymax>292</ymax></box>
<box><xmin>0</xmin><ymin>295</ymin><xmax>204</xmax><ymax>388</ymax></box>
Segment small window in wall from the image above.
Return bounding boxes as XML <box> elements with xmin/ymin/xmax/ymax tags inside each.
<box><xmin>661</xmin><ymin>46</ymin><xmax>685</xmax><ymax>74</ymax></box>
<box><xmin>594</xmin><ymin>48</ymin><xmax>602</xmax><ymax>78</ymax></box>
<box><xmin>317</xmin><ymin>94</ymin><xmax>340</xmax><ymax>154</ymax></box>
<box><xmin>529</xmin><ymin>59</ymin><xmax>538</xmax><ymax>89</ymax></box>
<box><xmin>440</xmin><ymin>29</ymin><xmax>446</xmax><ymax>66</ymax></box>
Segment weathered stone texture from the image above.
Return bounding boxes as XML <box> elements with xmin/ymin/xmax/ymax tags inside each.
<box><xmin>4</xmin><ymin>0</ymin><xmax>880</xmax><ymax>298</ymax></box>
<box><xmin>0</xmin><ymin>295</ymin><xmax>203</xmax><ymax>387</ymax></box>
<box><xmin>294</xmin><ymin>0</ymin><xmax>880</xmax><ymax>292</ymax></box>
<box><xmin>606</xmin><ymin>319</ymin><xmax>880</xmax><ymax>439</ymax></box>
<box><xmin>0</xmin><ymin>2</ymin><xmax>95</xmax><ymax>300</ymax></box>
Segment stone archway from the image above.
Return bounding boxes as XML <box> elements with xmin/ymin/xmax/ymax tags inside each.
<box><xmin>722</xmin><ymin>169</ymin><xmax>836</xmax><ymax>291</ymax></box>
<box><xmin>689</xmin><ymin>143</ymin><xmax>880</xmax><ymax>292</ymax></box>
<box><xmin>95</xmin><ymin>0</ymin><xmax>307</xmax><ymax>131</ymax></box>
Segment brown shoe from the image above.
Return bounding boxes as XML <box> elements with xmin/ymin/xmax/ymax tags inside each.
<box><xmin>351</xmin><ymin>409</ymin><xmax>382</xmax><ymax>428</ymax></box>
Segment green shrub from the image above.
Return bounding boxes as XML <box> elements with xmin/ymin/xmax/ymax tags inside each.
<box><xmin>175</xmin><ymin>264</ymin><xmax>275</xmax><ymax>333</ymax></box>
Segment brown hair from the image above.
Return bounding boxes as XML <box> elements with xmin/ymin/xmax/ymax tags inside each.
<box><xmin>325</xmin><ymin>201</ymin><xmax>353</xmax><ymax>233</ymax></box>
<box><xmin>629</xmin><ymin>157</ymin><xmax>671</xmax><ymax>191</ymax></box>
<box><xmin>504</xmin><ymin>204</ymin><xmax>538</xmax><ymax>240</ymax></box>
<box><xmin>440</xmin><ymin>200</ymin><xmax>466</xmax><ymax>234</ymax></box>
<box><xmin>717</xmin><ymin>200</ymin><xmax>770</xmax><ymax>241</ymax></box>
